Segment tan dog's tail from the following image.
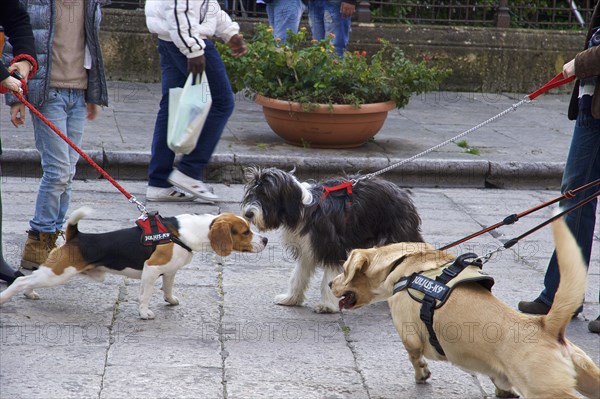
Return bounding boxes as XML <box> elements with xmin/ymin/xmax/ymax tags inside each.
<box><xmin>65</xmin><ymin>207</ymin><xmax>93</xmax><ymax>241</ymax></box>
<box><xmin>544</xmin><ymin>216</ymin><xmax>587</xmax><ymax>340</ymax></box>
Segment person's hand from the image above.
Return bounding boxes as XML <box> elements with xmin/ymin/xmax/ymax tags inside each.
<box><xmin>562</xmin><ymin>58</ymin><xmax>575</xmax><ymax>79</ymax></box>
<box><xmin>8</xmin><ymin>60</ymin><xmax>32</xmax><ymax>81</ymax></box>
<box><xmin>10</xmin><ymin>102</ymin><xmax>26</xmax><ymax>127</ymax></box>
<box><xmin>188</xmin><ymin>55</ymin><xmax>206</xmax><ymax>77</ymax></box>
<box><xmin>340</xmin><ymin>2</ymin><xmax>356</xmax><ymax>17</ymax></box>
<box><xmin>1</xmin><ymin>76</ymin><xmax>23</xmax><ymax>94</ymax></box>
<box><xmin>228</xmin><ymin>34</ymin><xmax>248</xmax><ymax>57</ymax></box>
<box><xmin>87</xmin><ymin>103</ymin><xmax>100</xmax><ymax>121</ymax></box>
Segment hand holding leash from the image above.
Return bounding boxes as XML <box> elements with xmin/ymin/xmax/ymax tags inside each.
<box><xmin>8</xmin><ymin>59</ymin><xmax>33</xmax><ymax>82</ymax></box>
<box><xmin>2</xmin><ymin>70</ymin><xmax>28</xmax><ymax>127</ymax></box>
<box><xmin>562</xmin><ymin>59</ymin><xmax>575</xmax><ymax>78</ymax></box>
<box><xmin>0</xmin><ymin>70</ymin><xmax>25</xmax><ymax>95</ymax></box>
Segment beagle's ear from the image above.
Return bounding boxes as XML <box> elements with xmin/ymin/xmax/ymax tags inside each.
<box><xmin>343</xmin><ymin>250</ymin><xmax>369</xmax><ymax>286</ymax></box>
<box><xmin>208</xmin><ymin>220</ymin><xmax>233</xmax><ymax>257</ymax></box>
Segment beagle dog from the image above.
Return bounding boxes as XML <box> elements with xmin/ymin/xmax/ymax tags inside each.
<box><xmin>0</xmin><ymin>207</ymin><xmax>268</xmax><ymax>319</ymax></box>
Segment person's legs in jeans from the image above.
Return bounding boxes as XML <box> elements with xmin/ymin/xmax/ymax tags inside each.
<box><xmin>309</xmin><ymin>0</ymin><xmax>351</xmax><ymax>56</ymax></box>
<box><xmin>176</xmin><ymin>40</ymin><xmax>234</xmax><ymax>181</ymax></box>
<box><xmin>148</xmin><ymin>39</ymin><xmax>188</xmax><ymax>188</ymax></box>
<box><xmin>538</xmin><ymin>110</ymin><xmax>600</xmax><ymax>307</ymax></box>
<box><xmin>266</xmin><ymin>0</ymin><xmax>303</xmax><ymax>42</ymax></box>
<box><xmin>30</xmin><ymin>88</ymin><xmax>86</xmax><ymax>233</ymax></box>
<box><xmin>22</xmin><ymin>88</ymin><xmax>86</xmax><ymax>268</ymax></box>
<box><xmin>308</xmin><ymin>0</ymin><xmax>325</xmax><ymax>40</ymax></box>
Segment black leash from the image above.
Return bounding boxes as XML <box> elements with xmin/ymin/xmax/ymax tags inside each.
<box><xmin>463</xmin><ymin>189</ymin><xmax>600</xmax><ymax>266</ymax></box>
<box><xmin>502</xmin><ymin>189</ymin><xmax>599</xmax><ymax>250</ymax></box>
<box><xmin>440</xmin><ymin>178</ymin><xmax>600</xmax><ymax>251</ymax></box>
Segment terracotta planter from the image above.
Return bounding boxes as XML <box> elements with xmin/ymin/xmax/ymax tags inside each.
<box><xmin>255</xmin><ymin>95</ymin><xmax>396</xmax><ymax>149</ymax></box>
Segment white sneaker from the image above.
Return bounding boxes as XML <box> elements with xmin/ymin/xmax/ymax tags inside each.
<box><xmin>146</xmin><ymin>186</ymin><xmax>196</xmax><ymax>202</ymax></box>
<box><xmin>168</xmin><ymin>169</ymin><xmax>220</xmax><ymax>202</ymax></box>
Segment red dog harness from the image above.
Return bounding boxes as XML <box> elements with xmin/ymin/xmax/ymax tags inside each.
<box><xmin>136</xmin><ymin>212</ymin><xmax>172</xmax><ymax>246</ymax></box>
<box><xmin>320</xmin><ymin>181</ymin><xmax>353</xmax><ymax>205</ymax></box>
<box><xmin>135</xmin><ymin>212</ymin><xmax>192</xmax><ymax>252</ymax></box>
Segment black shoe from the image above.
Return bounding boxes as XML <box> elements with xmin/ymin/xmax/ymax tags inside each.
<box><xmin>519</xmin><ymin>298</ymin><xmax>582</xmax><ymax>318</ymax></box>
<box><xmin>589</xmin><ymin>316</ymin><xmax>600</xmax><ymax>334</ymax></box>
<box><xmin>518</xmin><ymin>298</ymin><xmax>551</xmax><ymax>315</ymax></box>
<box><xmin>0</xmin><ymin>259</ymin><xmax>24</xmax><ymax>286</ymax></box>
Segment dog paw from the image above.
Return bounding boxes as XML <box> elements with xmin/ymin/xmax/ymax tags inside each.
<box><xmin>313</xmin><ymin>303</ymin><xmax>338</xmax><ymax>313</ymax></box>
<box><xmin>25</xmin><ymin>291</ymin><xmax>40</xmax><ymax>300</ymax></box>
<box><xmin>138</xmin><ymin>308</ymin><xmax>155</xmax><ymax>320</ymax></box>
<box><xmin>164</xmin><ymin>295</ymin><xmax>179</xmax><ymax>306</ymax></box>
<box><xmin>415</xmin><ymin>366</ymin><xmax>431</xmax><ymax>383</ymax></box>
<box><xmin>495</xmin><ymin>387</ymin><xmax>519</xmax><ymax>398</ymax></box>
<box><xmin>274</xmin><ymin>294</ymin><xmax>303</xmax><ymax>306</ymax></box>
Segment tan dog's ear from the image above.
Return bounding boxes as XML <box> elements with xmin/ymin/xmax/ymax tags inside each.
<box><xmin>343</xmin><ymin>250</ymin><xmax>369</xmax><ymax>285</ymax></box>
<box><xmin>208</xmin><ymin>220</ymin><xmax>233</xmax><ymax>256</ymax></box>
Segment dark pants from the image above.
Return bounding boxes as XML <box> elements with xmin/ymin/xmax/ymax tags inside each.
<box><xmin>539</xmin><ymin>97</ymin><xmax>600</xmax><ymax>306</ymax></box>
<box><xmin>148</xmin><ymin>39</ymin><xmax>235</xmax><ymax>187</ymax></box>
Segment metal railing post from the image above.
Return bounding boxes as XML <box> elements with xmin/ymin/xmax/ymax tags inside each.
<box><xmin>495</xmin><ymin>0</ymin><xmax>511</xmax><ymax>28</ymax></box>
<box><xmin>357</xmin><ymin>1</ymin><xmax>371</xmax><ymax>23</ymax></box>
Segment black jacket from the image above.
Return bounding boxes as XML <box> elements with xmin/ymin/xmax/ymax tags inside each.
<box><xmin>0</xmin><ymin>0</ymin><xmax>37</xmax><ymax>83</ymax></box>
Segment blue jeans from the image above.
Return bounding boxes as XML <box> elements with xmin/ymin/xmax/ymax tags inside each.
<box><xmin>308</xmin><ymin>0</ymin><xmax>351</xmax><ymax>56</ymax></box>
<box><xmin>148</xmin><ymin>39</ymin><xmax>235</xmax><ymax>187</ymax></box>
<box><xmin>539</xmin><ymin>102</ymin><xmax>600</xmax><ymax>306</ymax></box>
<box><xmin>266</xmin><ymin>0</ymin><xmax>304</xmax><ymax>43</ymax></box>
<box><xmin>30</xmin><ymin>88</ymin><xmax>86</xmax><ymax>232</ymax></box>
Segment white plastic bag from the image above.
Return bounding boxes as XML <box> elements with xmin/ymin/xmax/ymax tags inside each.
<box><xmin>167</xmin><ymin>72</ymin><xmax>212</xmax><ymax>154</ymax></box>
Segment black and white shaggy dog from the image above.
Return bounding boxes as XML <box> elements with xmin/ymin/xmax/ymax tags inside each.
<box><xmin>241</xmin><ymin>167</ymin><xmax>423</xmax><ymax>313</ymax></box>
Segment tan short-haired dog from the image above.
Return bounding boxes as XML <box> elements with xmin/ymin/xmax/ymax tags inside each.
<box><xmin>0</xmin><ymin>208</ymin><xmax>268</xmax><ymax>320</ymax></box>
<box><xmin>330</xmin><ymin>218</ymin><xmax>600</xmax><ymax>398</ymax></box>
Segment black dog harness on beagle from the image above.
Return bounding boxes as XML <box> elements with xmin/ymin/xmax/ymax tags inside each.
<box><xmin>392</xmin><ymin>253</ymin><xmax>494</xmax><ymax>357</ymax></box>
<box><xmin>136</xmin><ymin>211</ymin><xmax>192</xmax><ymax>252</ymax></box>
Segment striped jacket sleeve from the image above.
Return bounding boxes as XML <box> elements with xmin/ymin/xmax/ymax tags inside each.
<box><xmin>165</xmin><ymin>0</ymin><xmax>206</xmax><ymax>58</ymax></box>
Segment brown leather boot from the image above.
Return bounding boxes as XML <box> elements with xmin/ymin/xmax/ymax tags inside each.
<box><xmin>20</xmin><ymin>231</ymin><xmax>60</xmax><ymax>270</ymax></box>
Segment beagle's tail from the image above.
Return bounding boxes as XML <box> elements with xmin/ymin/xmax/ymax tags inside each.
<box><xmin>544</xmin><ymin>216</ymin><xmax>587</xmax><ymax>340</ymax></box>
<box><xmin>65</xmin><ymin>207</ymin><xmax>93</xmax><ymax>241</ymax></box>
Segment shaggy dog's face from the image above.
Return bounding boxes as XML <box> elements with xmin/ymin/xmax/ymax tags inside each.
<box><xmin>330</xmin><ymin>242</ymin><xmax>445</xmax><ymax>310</ymax></box>
<box><xmin>241</xmin><ymin>167</ymin><xmax>311</xmax><ymax>231</ymax></box>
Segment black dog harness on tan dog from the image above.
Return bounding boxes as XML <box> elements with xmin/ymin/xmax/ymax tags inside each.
<box><xmin>392</xmin><ymin>253</ymin><xmax>494</xmax><ymax>356</ymax></box>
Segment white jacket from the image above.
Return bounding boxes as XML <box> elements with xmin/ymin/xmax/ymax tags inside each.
<box><xmin>145</xmin><ymin>0</ymin><xmax>240</xmax><ymax>58</ymax></box>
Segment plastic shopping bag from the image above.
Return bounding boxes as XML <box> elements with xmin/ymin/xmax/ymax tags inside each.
<box><xmin>167</xmin><ymin>72</ymin><xmax>212</xmax><ymax>154</ymax></box>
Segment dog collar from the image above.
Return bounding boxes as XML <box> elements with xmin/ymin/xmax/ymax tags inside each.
<box><xmin>388</xmin><ymin>255</ymin><xmax>407</xmax><ymax>276</ymax></box>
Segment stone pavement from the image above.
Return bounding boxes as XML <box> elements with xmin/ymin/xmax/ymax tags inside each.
<box><xmin>0</xmin><ymin>178</ymin><xmax>598</xmax><ymax>399</ymax></box>
<box><xmin>0</xmin><ymin>82</ymin><xmax>577</xmax><ymax>188</ymax></box>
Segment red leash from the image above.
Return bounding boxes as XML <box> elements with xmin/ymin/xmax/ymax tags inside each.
<box><xmin>10</xmin><ymin>79</ymin><xmax>181</xmax><ymax>244</ymax></box>
<box><xmin>527</xmin><ymin>72</ymin><xmax>576</xmax><ymax>100</ymax></box>
<box><xmin>12</xmin><ymin>90</ymin><xmax>148</xmax><ymax>215</ymax></box>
